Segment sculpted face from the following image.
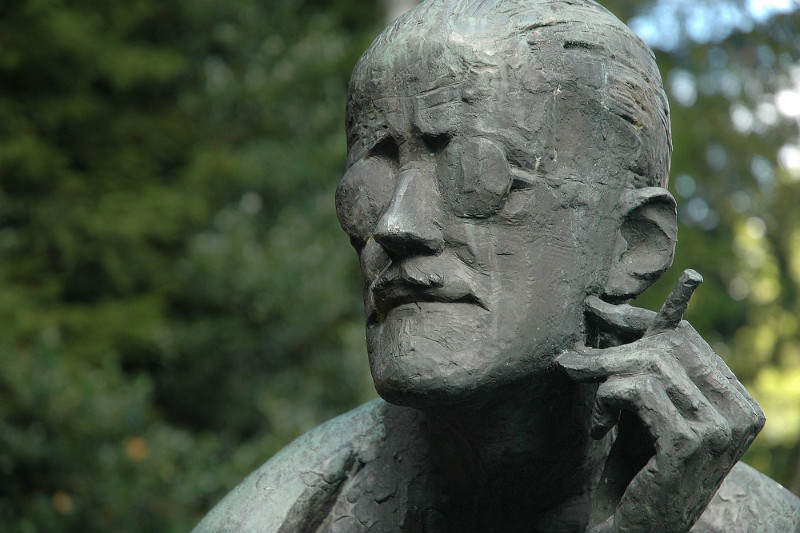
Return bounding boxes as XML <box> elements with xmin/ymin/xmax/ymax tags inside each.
<box><xmin>337</xmin><ymin>28</ymin><xmax>658</xmax><ymax>408</ymax></box>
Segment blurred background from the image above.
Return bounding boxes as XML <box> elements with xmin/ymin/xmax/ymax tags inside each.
<box><xmin>1</xmin><ymin>0</ymin><xmax>799</xmax><ymax>530</ymax></box>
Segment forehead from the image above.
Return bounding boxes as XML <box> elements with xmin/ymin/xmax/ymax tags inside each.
<box><xmin>346</xmin><ymin>48</ymin><xmax>629</xmax><ymax>206</ymax></box>
<box><xmin>347</xmin><ymin>35</ymin><xmax>567</xmax><ymax>165</ymax></box>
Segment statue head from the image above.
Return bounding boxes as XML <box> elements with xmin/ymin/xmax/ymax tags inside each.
<box><xmin>336</xmin><ymin>0</ymin><xmax>678</xmax><ymax>408</ymax></box>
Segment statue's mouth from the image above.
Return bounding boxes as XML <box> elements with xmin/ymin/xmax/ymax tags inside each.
<box><xmin>368</xmin><ymin>262</ymin><xmax>487</xmax><ymax>324</ymax></box>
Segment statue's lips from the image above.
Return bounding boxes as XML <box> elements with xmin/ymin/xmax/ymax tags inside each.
<box><xmin>370</xmin><ymin>274</ymin><xmax>487</xmax><ymax>322</ymax></box>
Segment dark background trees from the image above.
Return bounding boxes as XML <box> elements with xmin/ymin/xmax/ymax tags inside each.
<box><xmin>0</xmin><ymin>0</ymin><xmax>798</xmax><ymax>530</ymax></box>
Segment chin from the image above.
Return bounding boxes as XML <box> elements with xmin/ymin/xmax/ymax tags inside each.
<box><xmin>365</xmin><ymin>302</ymin><xmax>491</xmax><ymax>405</ymax></box>
<box><xmin>365</xmin><ymin>302</ymin><xmax>583</xmax><ymax>408</ymax></box>
<box><xmin>367</xmin><ymin>342</ymin><xmax>559</xmax><ymax>411</ymax></box>
<box><xmin>368</xmin><ymin>349</ymin><xmax>478</xmax><ymax>409</ymax></box>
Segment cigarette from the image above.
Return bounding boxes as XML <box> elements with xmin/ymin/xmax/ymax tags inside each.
<box><xmin>645</xmin><ymin>269</ymin><xmax>703</xmax><ymax>336</ymax></box>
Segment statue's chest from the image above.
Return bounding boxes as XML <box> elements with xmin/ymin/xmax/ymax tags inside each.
<box><xmin>314</xmin><ymin>416</ymin><xmax>453</xmax><ymax>533</ymax></box>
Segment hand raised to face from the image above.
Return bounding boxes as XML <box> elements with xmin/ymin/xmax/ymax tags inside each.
<box><xmin>557</xmin><ymin>274</ymin><xmax>765</xmax><ymax>533</ymax></box>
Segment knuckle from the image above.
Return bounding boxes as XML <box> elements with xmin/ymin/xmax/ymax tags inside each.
<box><xmin>595</xmin><ymin>380</ymin><xmax>616</xmax><ymax>402</ymax></box>
<box><xmin>652</xmin><ymin>356</ymin><xmax>669</xmax><ymax>376</ymax></box>
<box><xmin>673</xmin><ymin>426</ymin><xmax>702</xmax><ymax>458</ymax></box>
<box><xmin>684</xmin><ymin>433</ymin><xmax>703</xmax><ymax>457</ymax></box>
<box><xmin>731</xmin><ymin>404</ymin><xmax>766</xmax><ymax>436</ymax></box>
<box><xmin>639</xmin><ymin>374</ymin><xmax>661</xmax><ymax>393</ymax></box>
<box><xmin>704</xmin><ymin>422</ymin><xmax>733</xmax><ymax>454</ymax></box>
<box><xmin>643</xmin><ymin>358</ymin><xmax>659</xmax><ymax>375</ymax></box>
<box><xmin>635</xmin><ymin>375</ymin><xmax>663</xmax><ymax>401</ymax></box>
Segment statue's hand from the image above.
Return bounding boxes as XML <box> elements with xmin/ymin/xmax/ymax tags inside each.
<box><xmin>556</xmin><ymin>284</ymin><xmax>764</xmax><ymax>533</ymax></box>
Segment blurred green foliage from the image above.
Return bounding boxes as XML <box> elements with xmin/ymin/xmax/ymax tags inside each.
<box><xmin>0</xmin><ymin>0</ymin><xmax>798</xmax><ymax>530</ymax></box>
<box><xmin>0</xmin><ymin>0</ymin><xmax>380</xmax><ymax>529</ymax></box>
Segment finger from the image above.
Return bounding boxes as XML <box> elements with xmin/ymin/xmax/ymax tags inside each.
<box><xmin>645</xmin><ymin>269</ymin><xmax>703</xmax><ymax>336</ymax></box>
<box><xmin>704</xmin><ymin>359</ymin><xmax>765</xmax><ymax>457</ymax></box>
<box><xmin>560</xmin><ymin>330</ymin><xmax>758</xmax><ymax>456</ymax></box>
<box><xmin>593</xmin><ymin>375</ymin><xmax>698</xmax><ymax>460</ymax></box>
<box><xmin>557</xmin><ymin>345</ymin><xmax>659</xmax><ymax>383</ymax></box>
<box><xmin>589</xmin><ymin>378</ymin><xmax>621</xmax><ymax>439</ymax></box>
<box><xmin>585</xmin><ymin>296</ymin><xmax>655</xmax><ymax>337</ymax></box>
<box><xmin>558</xmin><ymin>345</ymin><xmax>701</xmax><ymax>414</ymax></box>
<box><xmin>669</xmin><ymin>322</ymin><xmax>747</xmax><ymax>402</ymax></box>
<box><xmin>556</xmin><ymin>349</ymin><xmax>612</xmax><ymax>383</ymax></box>
<box><xmin>707</xmin><ymin>352</ymin><xmax>765</xmax><ymax>433</ymax></box>
<box><xmin>671</xmin><ymin>334</ymin><xmax>765</xmax><ymax>449</ymax></box>
<box><xmin>693</xmin><ymin>364</ymin><xmax>759</xmax><ymax>459</ymax></box>
<box><xmin>593</xmin><ymin>373</ymin><xmax>734</xmax><ymax>529</ymax></box>
<box><xmin>560</xmin><ymin>352</ymin><xmax>729</xmax><ymax>453</ymax></box>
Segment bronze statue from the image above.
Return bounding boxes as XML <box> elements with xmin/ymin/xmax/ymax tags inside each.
<box><xmin>195</xmin><ymin>1</ymin><xmax>800</xmax><ymax>531</ymax></box>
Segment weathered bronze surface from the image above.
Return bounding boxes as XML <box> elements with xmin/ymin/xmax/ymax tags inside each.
<box><xmin>195</xmin><ymin>1</ymin><xmax>800</xmax><ymax>531</ymax></box>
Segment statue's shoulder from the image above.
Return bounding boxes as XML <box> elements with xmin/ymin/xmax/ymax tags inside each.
<box><xmin>192</xmin><ymin>399</ymin><xmax>391</xmax><ymax>533</ymax></box>
<box><xmin>693</xmin><ymin>461</ymin><xmax>800</xmax><ymax>532</ymax></box>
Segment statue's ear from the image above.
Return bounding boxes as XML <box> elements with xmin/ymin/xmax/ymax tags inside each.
<box><xmin>603</xmin><ymin>187</ymin><xmax>677</xmax><ymax>301</ymax></box>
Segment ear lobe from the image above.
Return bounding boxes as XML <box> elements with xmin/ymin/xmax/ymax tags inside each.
<box><xmin>603</xmin><ymin>187</ymin><xmax>677</xmax><ymax>301</ymax></box>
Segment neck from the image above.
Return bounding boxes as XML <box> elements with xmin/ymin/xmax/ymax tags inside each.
<box><xmin>419</xmin><ymin>370</ymin><xmax>614</xmax><ymax>531</ymax></box>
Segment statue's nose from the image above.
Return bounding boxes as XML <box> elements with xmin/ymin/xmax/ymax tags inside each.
<box><xmin>373</xmin><ymin>166</ymin><xmax>445</xmax><ymax>257</ymax></box>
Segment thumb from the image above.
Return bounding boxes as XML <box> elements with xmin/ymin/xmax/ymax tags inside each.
<box><xmin>585</xmin><ymin>296</ymin><xmax>655</xmax><ymax>338</ymax></box>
